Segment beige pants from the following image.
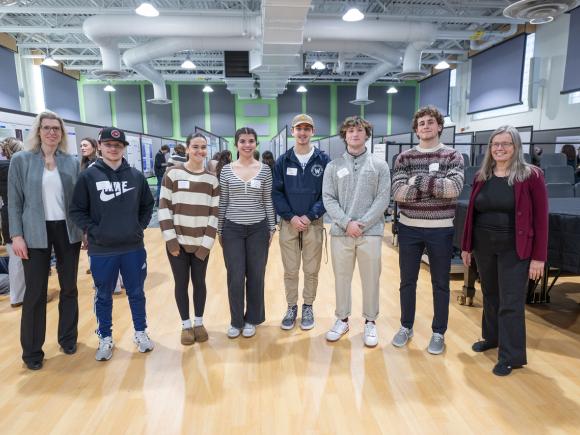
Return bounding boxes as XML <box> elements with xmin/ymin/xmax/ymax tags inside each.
<box><xmin>330</xmin><ymin>235</ymin><xmax>382</xmax><ymax>321</ymax></box>
<box><xmin>279</xmin><ymin>218</ymin><xmax>324</xmax><ymax>305</ymax></box>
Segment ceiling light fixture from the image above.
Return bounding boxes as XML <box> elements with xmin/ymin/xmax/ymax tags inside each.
<box><xmin>181</xmin><ymin>56</ymin><xmax>196</xmax><ymax>70</ymax></box>
<box><xmin>104</xmin><ymin>84</ymin><xmax>116</xmax><ymax>92</ymax></box>
<box><xmin>386</xmin><ymin>86</ymin><xmax>398</xmax><ymax>94</ymax></box>
<box><xmin>435</xmin><ymin>60</ymin><xmax>450</xmax><ymax>70</ymax></box>
<box><xmin>296</xmin><ymin>85</ymin><xmax>307</xmax><ymax>93</ymax></box>
<box><xmin>41</xmin><ymin>53</ymin><xmax>58</xmax><ymax>67</ymax></box>
<box><xmin>202</xmin><ymin>84</ymin><xmax>214</xmax><ymax>93</ymax></box>
<box><xmin>135</xmin><ymin>2</ymin><xmax>159</xmax><ymax>17</ymax></box>
<box><xmin>342</xmin><ymin>7</ymin><xmax>365</xmax><ymax>22</ymax></box>
<box><xmin>311</xmin><ymin>60</ymin><xmax>325</xmax><ymax>70</ymax></box>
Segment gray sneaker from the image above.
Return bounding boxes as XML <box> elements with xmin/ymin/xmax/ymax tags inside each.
<box><xmin>300</xmin><ymin>305</ymin><xmax>315</xmax><ymax>330</ymax></box>
<box><xmin>134</xmin><ymin>330</ymin><xmax>154</xmax><ymax>353</ymax></box>
<box><xmin>391</xmin><ymin>326</ymin><xmax>413</xmax><ymax>348</ymax></box>
<box><xmin>96</xmin><ymin>336</ymin><xmax>113</xmax><ymax>361</ymax></box>
<box><xmin>280</xmin><ymin>305</ymin><xmax>298</xmax><ymax>330</ymax></box>
<box><xmin>428</xmin><ymin>333</ymin><xmax>445</xmax><ymax>355</ymax></box>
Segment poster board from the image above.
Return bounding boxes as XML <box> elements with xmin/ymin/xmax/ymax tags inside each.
<box><xmin>140</xmin><ymin>136</ymin><xmax>153</xmax><ymax>174</ymax></box>
<box><xmin>125</xmin><ymin>134</ymin><xmax>142</xmax><ymax>172</ymax></box>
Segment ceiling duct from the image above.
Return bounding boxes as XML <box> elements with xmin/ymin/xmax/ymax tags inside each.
<box><xmin>503</xmin><ymin>0</ymin><xmax>575</xmax><ymax>24</ymax></box>
<box><xmin>395</xmin><ymin>41</ymin><xmax>431</xmax><ymax>81</ymax></box>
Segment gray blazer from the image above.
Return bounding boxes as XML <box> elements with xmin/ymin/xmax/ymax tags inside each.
<box><xmin>8</xmin><ymin>149</ymin><xmax>83</xmax><ymax>248</ymax></box>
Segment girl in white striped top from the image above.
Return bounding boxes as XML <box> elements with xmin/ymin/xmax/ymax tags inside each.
<box><xmin>159</xmin><ymin>132</ymin><xmax>219</xmax><ymax>346</ymax></box>
<box><xmin>219</xmin><ymin>127</ymin><xmax>275</xmax><ymax>339</ymax></box>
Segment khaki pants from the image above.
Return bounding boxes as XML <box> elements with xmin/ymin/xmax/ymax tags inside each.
<box><xmin>330</xmin><ymin>235</ymin><xmax>382</xmax><ymax>321</ymax></box>
<box><xmin>279</xmin><ymin>218</ymin><xmax>324</xmax><ymax>306</ymax></box>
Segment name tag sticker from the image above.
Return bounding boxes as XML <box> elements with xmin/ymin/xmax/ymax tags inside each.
<box><xmin>250</xmin><ymin>179</ymin><xmax>262</xmax><ymax>189</ymax></box>
<box><xmin>429</xmin><ymin>162</ymin><xmax>440</xmax><ymax>172</ymax></box>
<box><xmin>337</xmin><ymin>168</ymin><xmax>349</xmax><ymax>178</ymax></box>
<box><xmin>286</xmin><ymin>167</ymin><xmax>298</xmax><ymax>176</ymax></box>
<box><xmin>178</xmin><ymin>180</ymin><xmax>190</xmax><ymax>189</ymax></box>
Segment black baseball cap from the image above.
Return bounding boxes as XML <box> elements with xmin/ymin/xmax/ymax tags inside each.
<box><xmin>98</xmin><ymin>127</ymin><xmax>129</xmax><ymax>146</ymax></box>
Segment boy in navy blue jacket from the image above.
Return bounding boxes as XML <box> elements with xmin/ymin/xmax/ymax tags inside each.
<box><xmin>70</xmin><ymin>127</ymin><xmax>154</xmax><ymax>361</ymax></box>
<box><xmin>272</xmin><ymin>114</ymin><xmax>329</xmax><ymax>330</ymax></box>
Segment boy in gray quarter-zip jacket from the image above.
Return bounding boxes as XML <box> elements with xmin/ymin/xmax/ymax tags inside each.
<box><xmin>322</xmin><ymin>116</ymin><xmax>390</xmax><ymax>348</ymax></box>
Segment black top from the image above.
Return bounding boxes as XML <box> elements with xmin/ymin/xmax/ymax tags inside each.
<box><xmin>474</xmin><ymin>175</ymin><xmax>515</xmax><ymax>233</ymax></box>
<box><xmin>69</xmin><ymin>158</ymin><xmax>154</xmax><ymax>255</ymax></box>
<box><xmin>0</xmin><ymin>160</ymin><xmax>10</xmax><ymax>243</ymax></box>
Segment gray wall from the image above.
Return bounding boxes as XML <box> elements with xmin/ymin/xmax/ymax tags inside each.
<box><xmin>115</xmin><ymin>85</ymin><xmax>143</xmax><ymax>133</ymax></box>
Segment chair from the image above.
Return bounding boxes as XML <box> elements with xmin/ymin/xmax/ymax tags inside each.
<box><xmin>464</xmin><ymin>166</ymin><xmax>480</xmax><ymax>186</ymax></box>
<box><xmin>474</xmin><ymin>154</ymin><xmax>486</xmax><ymax>166</ymax></box>
<box><xmin>540</xmin><ymin>153</ymin><xmax>567</xmax><ymax>169</ymax></box>
<box><xmin>544</xmin><ymin>166</ymin><xmax>575</xmax><ymax>184</ymax></box>
<box><xmin>458</xmin><ymin>184</ymin><xmax>472</xmax><ymax>201</ymax></box>
<box><xmin>575</xmin><ymin>182</ymin><xmax>580</xmax><ymax>197</ymax></box>
<box><xmin>546</xmin><ymin>183</ymin><xmax>574</xmax><ymax>198</ymax></box>
<box><xmin>461</xmin><ymin>153</ymin><xmax>471</xmax><ymax>167</ymax></box>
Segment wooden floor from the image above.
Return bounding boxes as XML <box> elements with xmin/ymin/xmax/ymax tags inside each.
<box><xmin>1</xmin><ymin>225</ymin><xmax>579</xmax><ymax>435</ymax></box>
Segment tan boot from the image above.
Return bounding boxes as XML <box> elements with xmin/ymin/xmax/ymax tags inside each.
<box><xmin>181</xmin><ymin>328</ymin><xmax>195</xmax><ymax>345</ymax></box>
<box><xmin>193</xmin><ymin>325</ymin><xmax>209</xmax><ymax>342</ymax></box>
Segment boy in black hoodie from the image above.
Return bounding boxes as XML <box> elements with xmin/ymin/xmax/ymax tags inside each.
<box><xmin>70</xmin><ymin>127</ymin><xmax>154</xmax><ymax>361</ymax></box>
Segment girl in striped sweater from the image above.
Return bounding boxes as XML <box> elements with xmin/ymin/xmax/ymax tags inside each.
<box><xmin>158</xmin><ymin>133</ymin><xmax>220</xmax><ymax>345</ymax></box>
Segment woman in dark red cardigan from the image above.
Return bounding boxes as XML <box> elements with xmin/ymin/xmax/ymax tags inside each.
<box><xmin>461</xmin><ymin>125</ymin><xmax>548</xmax><ymax>376</ymax></box>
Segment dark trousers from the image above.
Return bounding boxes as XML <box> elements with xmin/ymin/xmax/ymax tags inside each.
<box><xmin>398</xmin><ymin>223</ymin><xmax>454</xmax><ymax>334</ymax></box>
<box><xmin>156</xmin><ymin>175</ymin><xmax>163</xmax><ymax>204</ymax></box>
<box><xmin>473</xmin><ymin>229</ymin><xmax>529</xmax><ymax>366</ymax></box>
<box><xmin>167</xmin><ymin>248</ymin><xmax>209</xmax><ymax>320</ymax></box>
<box><xmin>222</xmin><ymin>219</ymin><xmax>269</xmax><ymax>329</ymax></box>
<box><xmin>91</xmin><ymin>248</ymin><xmax>148</xmax><ymax>338</ymax></box>
<box><xmin>21</xmin><ymin>221</ymin><xmax>81</xmax><ymax>364</ymax></box>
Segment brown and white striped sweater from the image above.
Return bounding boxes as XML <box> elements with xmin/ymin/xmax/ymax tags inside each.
<box><xmin>392</xmin><ymin>144</ymin><xmax>464</xmax><ymax>228</ymax></box>
<box><xmin>158</xmin><ymin>166</ymin><xmax>220</xmax><ymax>260</ymax></box>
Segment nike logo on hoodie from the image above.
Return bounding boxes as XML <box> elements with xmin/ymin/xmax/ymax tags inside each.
<box><xmin>96</xmin><ymin>180</ymin><xmax>136</xmax><ymax>202</ymax></box>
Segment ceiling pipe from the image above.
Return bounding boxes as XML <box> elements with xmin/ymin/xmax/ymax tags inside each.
<box><xmin>304</xmin><ymin>19</ymin><xmax>437</xmax><ymax>42</ymax></box>
<box><xmin>396</xmin><ymin>40</ymin><xmax>432</xmax><ymax>80</ymax></box>
<box><xmin>131</xmin><ymin>63</ymin><xmax>171</xmax><ymax>104</ymax></box>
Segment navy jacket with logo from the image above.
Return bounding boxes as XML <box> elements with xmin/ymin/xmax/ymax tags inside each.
<box><xmin>272</xmin><ymin>146</ymin><xmax>330</xmax><ymax>221</ymax></box>
<box><xmin>70</xmin><ymin>158</ymin><xmax>154</xmax><ymax>255</ymax></box>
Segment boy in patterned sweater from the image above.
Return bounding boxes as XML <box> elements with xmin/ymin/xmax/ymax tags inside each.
<box><xmin>391</xmin><ymin>106</ymin><xmax>464</xmax><ymax>355</ymax></box>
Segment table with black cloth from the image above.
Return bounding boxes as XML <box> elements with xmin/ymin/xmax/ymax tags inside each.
<box><xmin>454</xmin><ymin>198</ymin><xmax>580</xmax><ymax>304</ymax></box>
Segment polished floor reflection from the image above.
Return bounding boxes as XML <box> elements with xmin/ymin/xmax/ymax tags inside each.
<box><xmin>1</xmin><ymin>227</ymin><xmax>579</xmax><ymax>434</ymax></box>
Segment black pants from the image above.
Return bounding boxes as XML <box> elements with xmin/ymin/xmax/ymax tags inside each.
<box><xmin>222</xmin><ymin>219</ymin><xmax>269</xmax><ymax>329</ymax></box>
<box><xmin>166</xmin><ymin>247</ymin><xmax>209</xmax><ymax>320</ymax></box>
<box><xmin>21</xmin><ymin>221</ymin><xmax>81</xmax><ymax>364</ymax></box>
<box><xmin>398</xmin><ymin>224</ymin><xmax>454</xmax><ymax>334</ymax></box>
<box><xmin>473</xmin><ymin>228</ymin><xmax>529</xmax><ymax>366</ymax></box>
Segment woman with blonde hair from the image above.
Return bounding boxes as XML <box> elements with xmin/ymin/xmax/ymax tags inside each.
<box><xmin>461</xmin><ymin>125</ymin><xmax>548</xmax><ymax>376</ymax></box>
<box><xmin>0</xmin><ymin>137</ymin><xmax>26</xmax><ymax>307</ymax></box>
<box><xmin>8</xmin><ymin>111</ymin><xmax>83</xmax><ymax>370</ymax></box>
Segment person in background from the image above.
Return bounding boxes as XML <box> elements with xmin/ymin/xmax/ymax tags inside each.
<box><xmin>154</xmin><ymin>144</ymin><xmax>170</xmax><ymax>206</ymax></box>
<box><xmin>167</xmin><ymin>143</ymin><xmax>187</xmax><ymax>168</ymax></box>
<box><xmin>322</xmin><ymin>116</ymin><xmax>390</xmax><ymax>347</ymax></box>
<box><xmin>261</xmin><ymin>150</ymin><xmax>275</xmax><ymax>174</ymax></box>
<box><xmin>218</xmin><ymin>127</ymin><xmax>276</xmax><ymax>339</ymax></box>
<box><xmin>159</xmin><ymin>132</ymin><xmax>219</xmax><ymax>345</ymax></box>
<box><xmin>461</xmin><ymin>125</ymin><xmax>548</xmax><ymax>376</ymax></box>
<box><xmin>216</xmin><ymin>150</ymin><xmax>232</xmax><ymax>180</ymax></box>
<box><xmin>8</xmin><ymin>111</ymin><xmax>83</xmax><ymax>370</ymax></box>
<box><xmin>390</xmin><ymin>105</ymin><xmax>464</xmax><ymax>355</ymax></box>
<box><xmin>70</xmin><ymin>127</ymin><xmax>155</xmax><ymax>362</ymax></box>
<box><xmin>253</xmin><ymin>149</ymin><xmax>261</xmax><ymax>161</ymax></box>
<box><xmin>560</xmin><ymin>144</ymin><xmax>580</xmax><ymax>183</ymax></box>
<box><xmin>80</xmin><ymin>137</ymin><xmax>98</xmax><ymax>171</ymax></box>
<box><xmin>207</xmin><ymin>151</ymin><xmax>221</xmax><ymax>175</ymax></box>
<box><xmin>0</xmin><ymin>137</ymin><xmax>27</xmax><ymax>307</ymax></box>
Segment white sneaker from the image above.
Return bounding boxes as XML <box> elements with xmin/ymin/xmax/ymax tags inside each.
<box><xmin>242</xmin><ymin>323</ymin><xmax>256</xmax><ymax>338</ymax></box>
<box><xmin>363</xmin><ymin>322</ymin><xmax>378</xmax><ymax>348</ymax></box>
<box><xmin>227</xmin><ymin>325</ymin><xmax>241</xmax><ymax>338</ymax></box>
<box><xmin>133</xmin><ymin>331</ymin><xmax>154</xmax><ymax>353</ymax></box>
<box><xmin>95</xmin><ymin>336</ymin><xmax>114</xmax><ymax>361</ymax></box>
<box><xmin>326</xmin><ymin>319</ymin><xmax>349</xmax><ymax>342</ymax></box>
